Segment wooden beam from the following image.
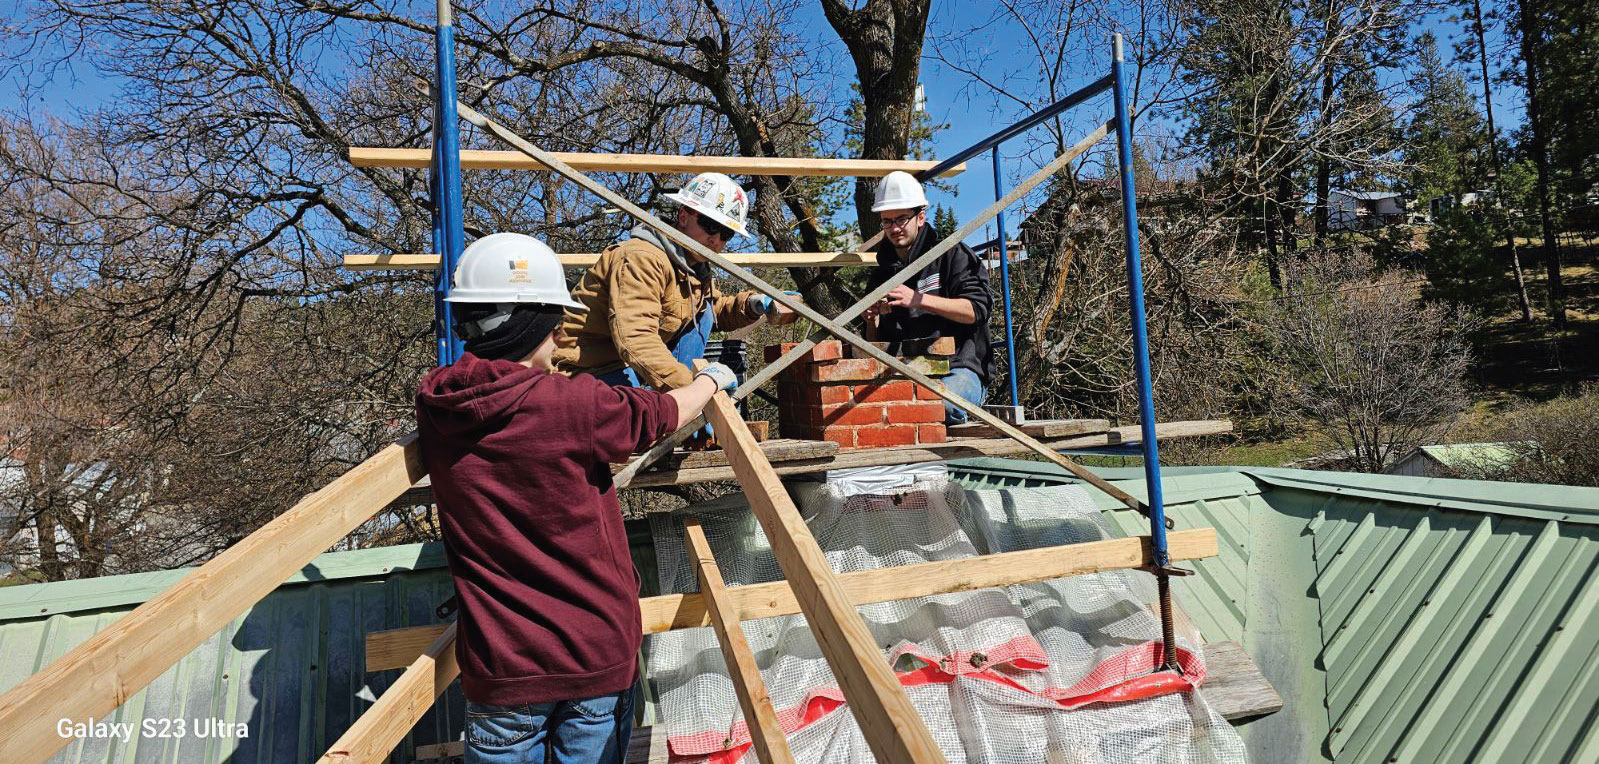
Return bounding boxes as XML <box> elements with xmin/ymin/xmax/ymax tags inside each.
<box><xmin>346</xmin><ymin>147</ymin><xmax>965</xmax><ymax>177</ymax></box>
<box><xmin>684</xmin><ymin>519</ymin><xmax>795</xmax><ymax>764</ymax></box>
<box><xmin>697</xmin><ymin>388</ymin><xmax>945</xmax><ymax>763</ymax></box>
<box><xmin>1199</xmin><ymin>641</ymin><xmax>1284</xmax><ymax>722</ymax></box>
<box><xmin>319</xmin><ymin>622</ymin><xmax>459</xmax><ymax>764</ymax></box>
<box><xmin>343</xmin><ymin>252</ymin><xmax>878</xmax><ymax>271</ymax></box>
<box><xmin>626</xmin><ymin>421</ymin><xmax>1233</xmax><ymax>489</ymax></box>
<box><xmin>0</xmin><ymin>434</ymin><xmax>427</xmax><ymax>764</ymax></box>
<box><xmin>947</xmin><ymin>418</ymin><xmax>1111</xmax><ymax>440</ymax></box>
<box><xmin>365</xmin><ymin>527</ymin><xmax>1220</xmax><ymax>671</ymax></box>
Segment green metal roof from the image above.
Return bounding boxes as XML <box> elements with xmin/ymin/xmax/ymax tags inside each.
<box><xmin>0</xmin><ymin>543</ymin><xmax>461</xmax><ymax>764</ymax></box>
<box><xmin>1400</xmin><ymin>442</ymin><xmax>1529</xmax><ymax>472</ymax></box>
<box><xmin>948</xmin><ymin>458</ymin><xmax>1599</xmax><ymax>763</ymax></box>
<box><xmin>5</xmin><ymin>462</ymin><xmax>1597</xmax><ymax>763</ymax></box>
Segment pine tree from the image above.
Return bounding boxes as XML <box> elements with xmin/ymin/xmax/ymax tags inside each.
<box><xmin>1405</xmin><ymin>32</ymin><xmax>1487</xmax><ymax>200</ymax></box>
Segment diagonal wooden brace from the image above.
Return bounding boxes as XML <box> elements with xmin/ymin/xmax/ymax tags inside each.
<box><xmin>614</xmin><ymin>123</ymin><xmax>1111</xmax><ymax>488</ymax></box>
<box><xmin>453</xmin><ymin>100</ymin><xmax>1146</xmax><ymax>515</ymax></box>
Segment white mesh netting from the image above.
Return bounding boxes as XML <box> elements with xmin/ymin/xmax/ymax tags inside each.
<box><xmin>646</xmin><ymin>470</ymin><xmax>1247</xmax><ymax>763</ymax></box>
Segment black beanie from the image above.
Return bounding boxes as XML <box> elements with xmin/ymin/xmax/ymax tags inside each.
<box><xmin>456</xmin><ymin>304</ymin><xmax>566</xmax><ymax>361</ymax></box>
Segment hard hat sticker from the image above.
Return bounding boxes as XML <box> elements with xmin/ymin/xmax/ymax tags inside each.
<box><xmin>508</xmin><ymin>259</ymin><xmax>531</xmax><ymax>283</ymax></box>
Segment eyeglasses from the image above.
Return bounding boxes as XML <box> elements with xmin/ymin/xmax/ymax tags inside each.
<box><xmin>697</xmin><ymin>213</ymin><xmax>736</xmax><ymax>242</ymax></box>
<box><xmin>880</xmin><ymin>209</ymin><xmax>923</xmax><ymax>230</ymax></box>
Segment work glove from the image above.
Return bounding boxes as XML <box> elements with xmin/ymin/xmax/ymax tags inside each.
<box><xmin>748</xmin><ymin>292</ymin><xmax>803</xmax><ymax>325</ymax></box>
<box><xmin>694</xmin><ymin>362</ymin><xmax>739</xmax><ymax>392</ymax></box>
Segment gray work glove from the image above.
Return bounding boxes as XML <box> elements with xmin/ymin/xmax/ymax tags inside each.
<box><xmin>694</xmin><ymin>362</ymin><xmax>739</xmax><ymax>392</ymax></box>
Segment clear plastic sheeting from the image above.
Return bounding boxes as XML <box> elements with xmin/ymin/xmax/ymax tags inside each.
<box><xmin>646</xmin><ymin>473</ymin><xmax>1247</xmax><ymax>763</ymax></box>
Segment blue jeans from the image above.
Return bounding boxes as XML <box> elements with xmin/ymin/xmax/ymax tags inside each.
<box><xmin>941</xmin><ymin>367</ymin><xmax>986</xmax><ymax>425</ymax></box>
<box><xmin>597</xmin><ymin>303</ymin><xmax>715</xmax><ymax>388</ymax></box>
<box><xmin>464</xmin><ymin>686</ymin><xmax>636</xmax><ymax>764</ymax></box>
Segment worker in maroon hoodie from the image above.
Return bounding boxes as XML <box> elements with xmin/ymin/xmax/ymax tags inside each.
<box><xmin>416</xmin><ymin>233</ymin><xmax>737</xmax><ymax>764</ymax></box>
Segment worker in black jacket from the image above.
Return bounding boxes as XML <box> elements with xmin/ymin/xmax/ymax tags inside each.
<box><xmin>864</xmin><ymin>171</ymin><xmax>995</xmax><ymax>423</ymax></box>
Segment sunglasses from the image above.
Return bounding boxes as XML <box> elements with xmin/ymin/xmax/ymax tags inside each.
<box><xmin>697</xmin><ymin>213</ymin><xmax>737</xmax><ymax>242</ymax></box>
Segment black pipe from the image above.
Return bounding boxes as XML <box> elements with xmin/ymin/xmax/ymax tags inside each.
<box><xmin>917</xmin><ymin>74</ymin><xmax>1114</xmax><ymax>181</ymax></box>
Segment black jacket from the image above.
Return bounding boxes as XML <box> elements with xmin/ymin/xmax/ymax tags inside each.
<box><xmin>867</xmin><ymin>226</ymin><xmax>995</xmax><ymax>384</ymax></box>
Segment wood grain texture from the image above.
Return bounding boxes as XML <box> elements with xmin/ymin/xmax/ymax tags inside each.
<box><xmin>343</xmin><ymin>252</ymin><xmax>878</xmax><ymax>270</ymax></box>
<box><xmin>1200</xmin><ymin>641</ymin><xmax>1284</xmax><ymax>721</ymax></box>
<box><xmin>685</xmin><ymin>519</ymin><xmax>795</xmax><ymax>764</ymax></box>
<box><xmin>700</xmin><ymin>389</ymin><xmax>946</xmax><ymax>763</ymax></box>
<box><xmin>626</xmin><ymin>421</ymin><xmax>1233</xmax><ymax>489</ymax></box>
<box><xmin>947</xmin><ymin>418</ymin><xmax>1111</xmax><ymax>440</ymax></box>
<box><xmin>366</xmin><ymin>529</ymin><xmax>1219</xmax><ymax>666</ymax></box>
<box><xmin>318</xmin><ymin>622</ymin><xmax>459</xmax><ymax>764</ymax></box>
<box><xmin>346</xmin><ymin>147</ymin><xmax>965</xmax><ymax>177</ymax></box>
<box><xmin>0</xmin><ymin>434</ymin><xmax>427</xmax><ymax>764</ymax></box>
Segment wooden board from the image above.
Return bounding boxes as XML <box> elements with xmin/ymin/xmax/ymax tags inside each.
<box><xmin>0</xmin><ymin>434</ymin><xmax>428</xmax><ymax>764</ymax></box>
<box><xmin>685</xmin><ymin>520</ymin><xmax>795</xmax><ymax>764</ymax></box>
<box><xmin>947</xmin><ymin>418</ymin><xmax>1111</xmax><ymax>440</ymax></box>
<box><xmin>640</xmin><ymin>438</ymin><xmax>837</xmax><ymax>471</ymax></box>
<box><xmin>388</xmin><ymin>439</ymin><xmax>841</xmax><ymax>509</ymax></box>
<box><xmin>843</xmin><ymin>337</ymin><xmax>956</xmax><ymax>359</ymax></box>
<box><xmin>319</xmin><ymin>622</ymin><xmax>458</xmax><ymax>764</ymax></box>
<box><xmin>365</xmin><ymin>528</ymin><xmax>1220</xmax><ymax>671</ymax></box>
<box><xmin>343</xmin><ymin>252</ymin><xmax>878</xmax><ymax>270</ymax></box>
<box><xmin>700</xmin><ymin>389</ymin><xmax>946</xmax><ymax>763</ymax></box>
<box><xmin>1201</xmin><ymin>641</ymin><xmax>1285</xmax><ymax>722</ymax></box>
<box><xmin>346</xmin><ymin>147</ymin><xmax>965</xmax><ymax>177</ymax></box>
<box><xmin>626</xmin><ymin>421</ymin><xmax>1233</xmax><ymax>489</ymax></box>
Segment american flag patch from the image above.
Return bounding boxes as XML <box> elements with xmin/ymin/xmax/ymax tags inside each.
<box><xmin>917</xmin><ymin>272</ymin><xmax>940</xmax><ymax>294</ymax></box>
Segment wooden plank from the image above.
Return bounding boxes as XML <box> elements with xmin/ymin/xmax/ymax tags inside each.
<box><xmin>319</xmin><ymin>623</ymin><xmax>459</xmax><ymax>764</ymax></box>
<box><xmin>365</xmin><ymin>528</ymin><xmax>1219</xmax><ymax>671</ymax></box>
<box><xmin>627</xmin><ymin>420</ymin><xmax>1233</xmax><ymax>489</ymax></box>
<box><xmin>387</xmin><ymin>439</ymin><xmax>840</xmax><ymax>510</ymax></box>
<box><xmin>0</xmin><ymin>434</ymin><xmax>427</xmax><ymax>764</ymax></box>
<box><xmin>645</xmin><ymin>438</ymin><xmax>837</xmax><ymax>471</ymax></box>
<box><xmin>416</xmin><ymin>726</ymin><xmax>669</xmax><ymax>764</ymax></box>
<box><xmin>843</xmin><ymin>337</ymin><xmax>956</xmax><ymax>359</ymax></box>
<box><xmin>1201</xmin><ymin>641</ymin><xmax>1284</xmax><ymax>722</ymax></box>
<box><xmin>948</xmin><ymin>418</ymin><xmax>1111</xmax><ymax>440</ymax></box>
<box><xmin>346</xmin><ymin>147</ymin><xmax>965</xmax><ymax>177</ymax></box>
<box><xmin>684</xmin><ymin>519</ymin><xmax>795</xmax><ymax>764</ymax></box>
<box><xmin>699</xmin><ymin>387</ymin><xmax>946</xmax><ymax>763</ymax></box>
<box><xmin>344</xmin><ymin>252</ymin><xmax>878</xmax><ymax>270</ymax></box>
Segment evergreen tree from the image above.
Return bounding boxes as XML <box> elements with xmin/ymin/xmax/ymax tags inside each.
<box><xmin>1405</xmin><ymin>32</ymin><xmax>1487</xmax><ymax>200</ymax></box>
<box><xmin>931</xmin><ymin>204</ymin><xmax>958</xmax><ymax>241</ymax></box>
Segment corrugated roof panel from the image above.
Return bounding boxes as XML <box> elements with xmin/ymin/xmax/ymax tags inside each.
<box><xmin>949</xmin><ymin>460</ymin><xmax>1599</xmax><ymax>763</ymax></box>
<box><xmin>0</xmin><ymin>544</ymin><xmax>462</xmax><ymax>764</ymax></box>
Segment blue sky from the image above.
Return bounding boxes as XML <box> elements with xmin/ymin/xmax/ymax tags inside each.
<box><xmin>1</xmin><ymin>1</ymin><xmax>1526</xmax><ymax>249</ymax></box>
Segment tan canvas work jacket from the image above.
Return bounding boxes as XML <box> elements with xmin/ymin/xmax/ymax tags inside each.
<box><xmin>554</xmin><ymin>233</ymin><xmax>761</xmax><ymax>389</ymax></box>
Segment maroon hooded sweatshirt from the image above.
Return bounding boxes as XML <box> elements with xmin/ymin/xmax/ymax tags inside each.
<box><xmin>415</xmin><ymin>352</ymin><xmax>678</xmax><ymax>705</ymax></box>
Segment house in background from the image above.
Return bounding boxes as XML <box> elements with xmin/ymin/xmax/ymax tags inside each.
<box><xmin>1327</xmin><ymin>189</ymin><xmax>1407</xmax><ymax>231</ymax></box>
<box><xmin>1384</xmin><ymin>442</ymin><xmax>1528</xmax><ymax>478</ymax></box>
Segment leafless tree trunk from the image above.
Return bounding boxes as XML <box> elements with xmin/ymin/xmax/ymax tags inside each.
<box><xmin>1517</xmin><ymin>0</ymin><xmax>1565</xmax><ymax>327</ymax></box>
<box><xmin>1470</xmin><ymin>0</ymin><xmax>1533</xmax><ymax>323</ymax></box>
<box><xmin>821</xmin><ymin>0</ymin><xmax>932</xmax><ymax>239</ymax></box>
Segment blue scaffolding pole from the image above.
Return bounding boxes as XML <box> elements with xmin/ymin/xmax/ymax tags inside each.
<box><xmin>992</xmin><ymin>146</ymin><xmax>1021</xmax><ymax>408</ymax></box>
<box><xmin>431</xmin><ymin>0</ymin><xmax>467</xmax><ymax>366</ymax></box>
<box><xmin>1112</xmin><ymin>33</ymin><xmax>1179</xmax><ymax>672</ymax></box>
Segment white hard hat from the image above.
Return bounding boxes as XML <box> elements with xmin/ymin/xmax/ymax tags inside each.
<box><xmin>666</xmin><ymin>172</ymin><xmax>750</xmax><ymax>238</ymax></box>
<box><xmin>871</xmin><ymin>170</ymin><xmax>929</xmax><ymax>212</ymax></box>
<box><xmin>445</xmin><ymin>232</ymin><xmax>584</xmax><ymax>309</ymax></box>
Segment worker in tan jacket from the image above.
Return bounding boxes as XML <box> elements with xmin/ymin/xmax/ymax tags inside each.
<box><xmin>555</xmin><ymin>172</ymin><xmax>800</xmax><ymax>389</ymax></box>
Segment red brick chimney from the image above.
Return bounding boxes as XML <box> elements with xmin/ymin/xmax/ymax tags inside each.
<box><xmin>767</xmin><ymin>339</ymin><xmax>954</xmax><ymax>449</ymax></box>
